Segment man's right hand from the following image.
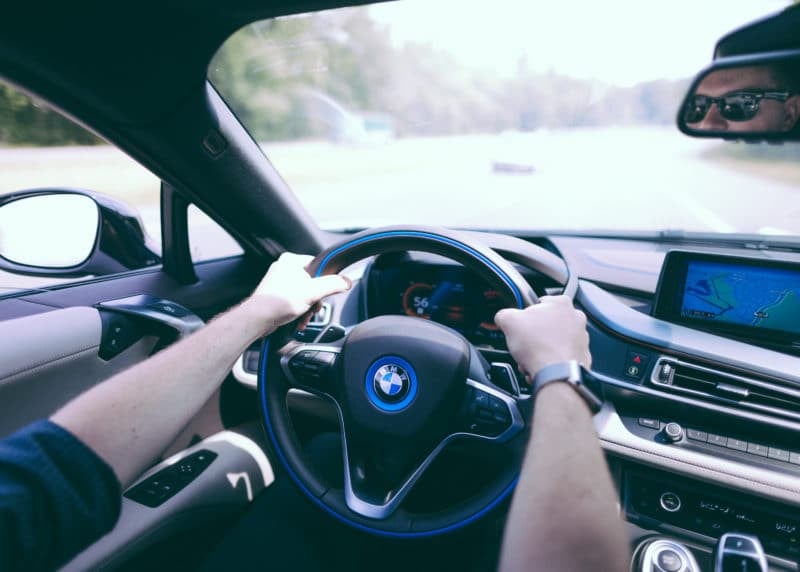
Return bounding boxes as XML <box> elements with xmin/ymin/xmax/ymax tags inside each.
<box><xmin>494</xmin><ymin>295</ymin><xmax>591</xmax><ymax>382</ymax></box>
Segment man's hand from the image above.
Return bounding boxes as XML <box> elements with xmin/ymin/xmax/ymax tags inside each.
<box><xmin>494</xmin><ymin>295</ymin><xmax>591</xmax><ymax>381</ymax></box>
<box><xmin>245</xmin><ymin>253</ymin><xmax>351</xmax><ymax>329</ymax></box>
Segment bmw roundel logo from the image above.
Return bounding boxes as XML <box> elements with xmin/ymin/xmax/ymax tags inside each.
<box><xmin>365</xmin><ymin>356</ymin><xmax>418</xmax><ymax>412</ymax></box>
<box><xmin>373</xmin><ymin>364</ymin><xmax>410</xmax><ymax>402</ymax></box>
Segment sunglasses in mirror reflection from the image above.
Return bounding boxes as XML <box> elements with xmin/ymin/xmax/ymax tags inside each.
<box><xmin>683</xmin><ymin>63</ymin><xmax>800</xmax><ymax>135</ymax></box>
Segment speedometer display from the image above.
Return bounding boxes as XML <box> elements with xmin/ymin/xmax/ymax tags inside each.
<box><xmin>372</xmin><ymin>261</ymin><xmax>513</xmax><ymax>349</ymax></box>
<box><xmin>402</xmin><ymin>282</ymin><xmax>433</xmax><ymax>318</ymax></box>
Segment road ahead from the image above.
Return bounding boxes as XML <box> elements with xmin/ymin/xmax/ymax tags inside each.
<box><xmin>265</xmin><ymin>127</ymin><xmax>800</xmax><ymax>235</ymax></box>
<box><xmin>0</xmin><ymin>126</ymin><xmax>798</xmax><ymax>292</ymax></box>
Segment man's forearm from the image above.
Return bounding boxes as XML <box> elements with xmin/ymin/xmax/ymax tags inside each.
<box><xmin>51</xmin><ymin>298</ymin><xmax>274</xmax><ymax>487</ymax></box>
<box><xmin>499</xmin><ymin>383</ymin><xmax>630</xmax><ymax>571</ymax></box>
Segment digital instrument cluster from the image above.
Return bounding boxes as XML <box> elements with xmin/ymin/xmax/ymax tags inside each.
<box><xmin>367</xmin><ymin>260</ymin><xmax>514</xmax><ymax>348</ymax></box>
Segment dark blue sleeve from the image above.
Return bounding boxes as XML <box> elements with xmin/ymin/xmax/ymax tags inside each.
<box><xmin>0</xmin><ymin>420</ymin><xmax>121</xmax><ymax>572</ymax></box>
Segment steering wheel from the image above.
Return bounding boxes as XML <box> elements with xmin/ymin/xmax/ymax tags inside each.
<box><xmin>258</xmin><ymin>226</ymin><xmax>573</xmax><ymax>537</ymax></box>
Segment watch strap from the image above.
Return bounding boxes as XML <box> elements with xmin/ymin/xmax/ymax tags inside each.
<box><xmin>532</xmin><ymin>360</ymin><xmax>603</xmax><ymax>413</ymax></box>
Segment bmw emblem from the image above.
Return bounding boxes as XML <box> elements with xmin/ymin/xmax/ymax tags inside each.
<box><xmin>365</xmin><ymin>356</ymin><xmax>418</xmax><ymax>412</ymax></box>
<box><xmin>373</xmin><ymin>364</ymin><xmax>410</xmax><ymax>402</ymax></box>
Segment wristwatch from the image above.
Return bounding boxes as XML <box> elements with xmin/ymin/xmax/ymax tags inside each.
<box><xmin>531</xmin><ymin>360</ymin><xmax>603</xmax><ymax>413</ymax></box>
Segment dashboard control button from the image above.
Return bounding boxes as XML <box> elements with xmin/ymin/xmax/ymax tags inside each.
<box><xmin>288</xmin><ymin>350</ymin><xmax>338</xmax><ymax>388</ymax></box>
<box><xmin>660</xmin><ymin>492</ymin><xmax>682</xmax><ymax>512</ymax></box>
<box><xmin>314</xmin><ymin>351</ymin><xmax>337</xmax><ymax>367</ymax></box>
<box><xmin>624</xmin><ymin>350</ymin><xmax>650</xmax><ymax>380</ymax></box>
<box><xmin>489</xmin><ymin>362</ymin><xmax>520</xmax><ymax>395</ymax></box>
<box><xmin>746</xmin><ymin>443</ymin><xmax>769</xmax><ymax>457</ymax></box>
<box><xmin>768</xmin><ymin>447</ymin><xmax>791</xmax><ymax>462</ymax></box>
<box><xmin>656</xmin><ymin>548</ymin><xmax>683</xmax><ymax>572</ymax></box>
<box><xmin>790</xmin><ymin>452</ymin><xmax>800</xmax><ymax>465</ymax></box>
<box><xmin>657</xmin><ymin>361</ymin><xmax>674</xmax><ymax>384</ymax></box>
<box><xmin>732</xmin><ymin>509</ymin><xmax>758</xmax><ymax>526</ymax></box>
<box><xmin>125</xmin><ymin>449</ymin><xmax>217</xmax><ymax>508</ymax></box>
<box><xmin>697</xmin><ymin>499</ymin><xmax>731</xmax><ymax>515</ymax></box>
<box><xmin>725</xmin><ymin>438</ymin><xmax>748</xmax><ymax>452</ymax></box>
<box><xmin>465</xmin><ymin>389</ymin><xmax>510</xmax><ymax>437</ymax></box>
<box><xmin>476</xmin><ymin>408</ymin><xmax>494</xmax><ymax>421</ymax></box>
<box><xmin>318</xmin><ymin>324</ymin><xmax>346</xmax><ymax>343</ymax></box>
<box><xmin>639</xmin><ymin>417</ymin><xmax>660</xmax><ymax>430</ymax></box>
<box><xmin>708</xmin><ymin>433</ymin><xmax>728</xmax><ymax>447</ymax></box>
<box><xmin>664</xmin><ymin>422</ymin><xmax>684</xmax><ymax>442</ymax></box>
<box><xmin>294</xmin><ymin>326</ymin><xmax>323</xmax><ymax>342</ymax></box>
<box><xmin>488</xmin><ymin>396</ymin><xmax>506</xmax><ymax>414</ymax></box>
<box><xmin>686</xmin><ymin>428</ymin><xmax>708</xmax><ymax>442</ymax></box>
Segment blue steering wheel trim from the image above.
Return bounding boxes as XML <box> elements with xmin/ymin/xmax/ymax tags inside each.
<box><xmin>314</xmin><ymin>230</ymin><xmax>525</xmax><ymax>310</ymax></box>
<box><xmin>260</xmin><ymin>230</ymin><xmax>525</xmax><ymax>537</ymax></box>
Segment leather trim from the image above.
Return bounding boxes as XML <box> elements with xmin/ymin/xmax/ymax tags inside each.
<box><xmin>0</xmin><ymin>306</ymin><xmax>101</xmax><ymax>383</ymax></box>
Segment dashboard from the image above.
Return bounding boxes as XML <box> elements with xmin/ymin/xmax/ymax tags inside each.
<box><xmin>229</xmin><ymin>237</ymin><xmax>800</xmax><ymax>569</ymax></box>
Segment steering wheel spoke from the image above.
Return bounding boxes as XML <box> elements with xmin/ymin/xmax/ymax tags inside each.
<box><xmin>341</xmin><ymin>426</ymin><xmax>457</xmax><ymax>520</ymax></box>
<box><xmin>456</xmin><ymin>379</ymin><xmax>526</xmax><ymax>441</ymax></box>
<box><xmin>278</xmin><ymin>338</ymin><xmax>344</xmax><ymax>398</ymax></box>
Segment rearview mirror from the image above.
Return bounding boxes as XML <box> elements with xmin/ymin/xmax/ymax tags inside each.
<box><xmin>677</xmin><ymin>50</ymin><xmax>800</xmax><ymax>140</ymax></box>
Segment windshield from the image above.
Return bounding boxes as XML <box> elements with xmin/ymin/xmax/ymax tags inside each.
<box><xmin>208</xmin><ymin>0</ymin><xmax>800</xmax><ymax>236</ymax></box>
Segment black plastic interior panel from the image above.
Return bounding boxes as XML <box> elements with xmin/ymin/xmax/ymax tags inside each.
<box><xmin>624</xmin><ymin>465</ymin><xmax>800</xmax><ymax>560</ymax></box>
<box><xmin>125</xmin><ymin>449</ymin><xmax>218</xmax><ymax>508</ymax></box>
<box><xmin>0</xmin><ymin>256</ymin><xmax>261</xmax><ymax>322</ymax></box>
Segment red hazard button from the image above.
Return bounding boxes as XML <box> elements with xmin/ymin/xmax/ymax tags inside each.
<box><xmin>624</xmin><ymin>350</ymin><xmax>650</xmax><ymax>380</ymax></box>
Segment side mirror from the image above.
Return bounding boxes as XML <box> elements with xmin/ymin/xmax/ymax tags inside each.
<box><xmin>677</xmin><ymin>50</ymin><xmax>800</xmax><ymax>141</ymax></box>
<box><xmin>0</xmin><ymin>189</ymin><xmax>160</xmax><ymax>278</ymax></box>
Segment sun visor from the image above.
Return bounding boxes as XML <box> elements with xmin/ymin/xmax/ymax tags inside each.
<box><xmin>714</xmin><ymin>4</ymin><xmax>800</xmax><ymax>58</ymax></box>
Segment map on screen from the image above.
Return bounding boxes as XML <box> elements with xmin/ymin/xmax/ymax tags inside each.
<box><xmin>681</xmin><ymin>261</ymin><xmax>800</xmax><ymax>335</ymax></box>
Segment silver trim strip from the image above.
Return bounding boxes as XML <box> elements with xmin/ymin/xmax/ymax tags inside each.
<box><xmin>277</xmin><ymin>342</ymin><xmax>526</xmax><ymax>520</ymax></box>
<box><xmin>594</xmin><ymin>401</ymin><xmax>800</xmax><ymax>507</ymax></box>
<box><xmin>650</xmin><ymin>356</ymin><xmax>800</xmax><ymax>422</ymax></box>
<box><xmin>232</xmin><ymin>352</ymin><xmax>257</xmax><ymax>389</ymax></box>
<box><xmin>490</xmin><ymin>361</ymin><xmax>521</xmax><ymax>396</ymax></box>
<box><xmin>578</xmin><ymin>280</ymin><xmax>800</xmax><ymax>387</ymax></box>
<box><xmin>341</xmin><ymin>378</ymin><xmax>524</xmax><ymax>519</ymax></box>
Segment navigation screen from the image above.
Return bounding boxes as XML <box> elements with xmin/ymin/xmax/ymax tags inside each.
<box><xmin>681</xmin><ymin>260</ymin><xmax>800</xmax><ymax>335</ymax></box>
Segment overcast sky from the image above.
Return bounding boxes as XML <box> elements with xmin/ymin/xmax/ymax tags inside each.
<box><xmin>369</xmin><ymin>0</ymin><xmax>791</xmax><ymax>86</ymax></box>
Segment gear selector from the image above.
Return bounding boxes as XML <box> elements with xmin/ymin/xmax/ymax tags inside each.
<box><xmin>714</xmin><ymin>533</ymin><xmax>767</xmax><ymax>572</ymax></box>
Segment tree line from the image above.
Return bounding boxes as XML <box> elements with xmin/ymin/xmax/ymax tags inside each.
<box><xmin>2</xmin><ymin>7</ymin><xmax>690</xmax><ymax>146</ymax></box>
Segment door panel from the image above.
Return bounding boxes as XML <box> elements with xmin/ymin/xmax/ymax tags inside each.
<box><xmin>0</xmin><ymin>256</ymin><xmax>262</xmax><ymax>435</ymax></box>
<box><xmin>1</xmin><ymin>257</ymin><xmax>262</xmax><ymax>321</ymax></box>
<box><xmin>0</xmin><ymin>305</ymin><xmax>160</xmax><ymax>437</ymax></box>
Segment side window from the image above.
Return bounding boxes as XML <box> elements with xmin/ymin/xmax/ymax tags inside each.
<box><xmin>188</xmin><ymin>205</ymin><xmax>244</xmax><ymax>263</ymax></box>
<box><xmin>0</xmin><ymin>80</ymin><xmax>162</xmax><ymax>294</ymax></box>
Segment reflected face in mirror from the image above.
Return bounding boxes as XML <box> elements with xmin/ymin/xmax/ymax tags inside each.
<box><xmin>685</xmin><ymin>65</ymin><xmax>800</xmax><ymax>133</ymax></box>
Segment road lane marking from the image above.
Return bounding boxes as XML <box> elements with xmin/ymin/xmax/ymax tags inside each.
<box><xmin>670</xmin><ymin>193</ymin><xmax>735</xmax><ymax>233</ymax></box>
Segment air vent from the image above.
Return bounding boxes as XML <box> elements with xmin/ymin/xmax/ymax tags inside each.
<box><xmin>650</xmin><ymin>357</ymin><xmax>800</xmax><ymax>422</ymax></box>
